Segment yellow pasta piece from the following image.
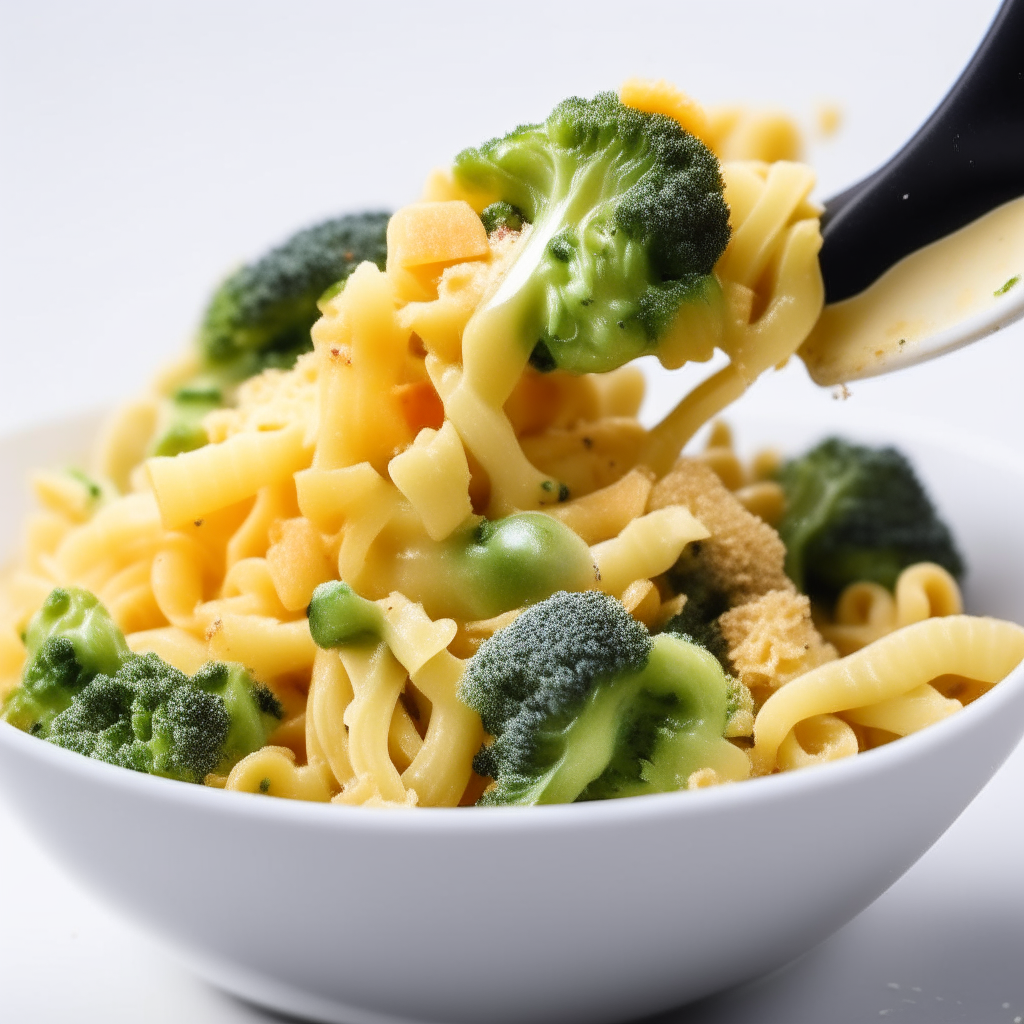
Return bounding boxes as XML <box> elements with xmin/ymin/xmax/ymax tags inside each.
<box><xmin>545</xmin><ymin>468</ymin><xmax>654</xmax><ymax>545</ymax></box>
<box><xmin>388</xmin><ymin>699</ymin><xmax>425</xmax><ymax>773</ymax></box>
<box><xmin>92</xmin><ymin>396</ymin><xmax>160</xmax><ymax>494</ymax></box>
<box><xmin>718</xmin><ymin>162</ymin><xmax>815</xmax><ymax>289</ymax></box>
<box><xmin>306</xmin><ymin>648</ymin><xmax>355</xmax><ymax>790</ymax></box>
<box><xmin>147</xmin><ymin>424</ymin><xmax>311</xmax><ymax>529</ymax></box>
<box><xmin>23</xmin><ymin>511</ymin><xmax>72</xmax><ymax>574</ymax></box>
<box><xmin>387</xmin><ymin>201</ymin><xmax>490</xmax><ymax>268</ymax></box>
<box><xmin>619</xmin><ymin>579</ymin><xmax>661</xmax><ymax>628</ymax></box>
<box><xmin>520</xmin><ymin>418</ymin><xmax>649</xmax><ymax>499</ymax></box>
<box><xmin>722</xmin><ymin>217</ymin><xmax>824</xmax><ymax>383</ymax></box>
<box><xmin>296</xmin><ymin>462</ymin><xmax>379</xmax><ymax>535</ymax></box>
<box><xmin>98</xmin><ymin>559</ymin><xmax>152</xmax><ymax>607</ymax></box>
<box><xmin>619</xmin><ymin>77</ymin><xmax>713</xmax><ymax>148</ymax></box>
<box><xmin>396</xmin><ymin>231</ymin><xmax>521</xmax><ymax>363</ymax></box>
<box><xmin>106</xmin><ymin>582</ymin><xmax>164</xmax><ymax>636</ymax></box>
<box><xmin>376</xmin><ymin>592</ymin><xmax>458</xmax><ymax>677</ymax></box>
<box><xmin>707</xmin><ymin>107</ymin><xmax>803</xmax><ymax>163</ymax></box>
<box><xmin>312</xmin><ymin>262</ymin><xmax>413</xmax><ymax>474</ymax></box>
<box><xmin>751</xmin><ymin>616</ymin><xmax>1024</xmax><ymax>774</ymax></box>
<box><xmin>265</xmin><ymin>685</ymin><xmax>308</xmax><ymax>761</ymax></box>
<box><xmin>404</xmin><ymin>650</ymin><xmax>483</xmax><ymax>808</ymax></box>
<box><xmin>591</xmin><ymin>506</ymin><xmax>708</xmax><ymax>597</ymax></box>
<box><xmin>733</xmin><ymin>481</ymin><xmax>786</xmax><ymax>525</ymax></box>
<box><xmin>820</xmin><ymin>581</ymin><xmax>897</xmax><ymax>656</ymax></box>
<box><xmin>687</xmin><ymin>767</ymin><xmax>726</xmax><ymax>789</ymax></box>
<box><xmin>54</xmin><ymin>492</ymin><xmax>163</xmax><ymax>580</ymax></box>
<box><xmin>150</xmin><ymin>536</ymin><xmax>207</xmax><ymax>628</ymax></box>
<box><xmin>225</xmin><ymin>481</ymin><xmax>300</xmax><ymax>567</ymax></box>
<box><xmin>266</xmin><ymin>517</ymin><xmax>335</xmax><ymax>613</ymax></box>
<box><xmin>0</xmin><ymin>624</ymin><xmax>26</xmax><ymax>700</ymax></box>
<box><xmin>206</xmin><ymin>615</ymin><xmax>317</xmax><ymax>682</ymax></box>
<box><xmin>31</xmin><ymin>470</ymin><xmax>105</xmax><ymax>523</ymax></box>
<box><xmin>642</xmin><ymin>161</ymin><xmax>823</xmax><ymax>473</ymax></box>
<box><xmin>225</xmin><ymin>746</ymin><xmax>332</xmax><ymax>802</ymax></box>
<box><xmin>750</xmin><ymin>449</ymin><xmax>783</xmax><ymax>481</ymax></box>
<box><xmin>126</xmin><ymin>627</ymin><xmax>211</xmax><ymax>676</ymax></box>
<box><xmin>695</xmin><ymin>447</ymin><xmax>746</xmax><ymax>491</ymax></box>
<box><xmin>504</xmin><ymin>371</ymin><xmax>602</xmax><ymax>438</ymax></box>
<box><xmin>652</xmin><ymin>593</ymin><xmax>688</xmax><ymax>632</ymax></box>
<box><xmin>428</xmin><ymin>356</ymin><xmax>562</xmax><ymax>514</ymax></box>
<box><xmin>221</xmin><ymin>558</ymin><xmax>291</xmax><ymax>619</ymax></box>
<box><xmin>589</xmin><ymin>365</ymin><xmax>645</xmax><ymax>419</ymax></box>
<box><xmin>776</xmin><ymin>714</ymin><xmax>859</xmax><ymax>772</ymax></box>
<box><xmin>895</xmin><ymin>562</ymin><xmax>963</xmax><ymax>626</ymax></box>
<box><xmin>843</xmin><ymin>683</ymin><xmax>961</xmax><ymax>737</ymax></box>
<box><xmin>1</xmin><ymin>571</ymin><xmax>57</xmax><ymax>631</ymax></box>
<box><xmin>335</xmin><ymin>641</ymin><xmax>411</xmax><ymax>805</ymax></box>
<box><xmin>398</xmin><ymin>260</ymin><xmax>491</xmax><ymax>362</ymax></box>
<box><xmin>329</xmin><ymin>466</ymin><xmax>404</xmax><ymax>583</ymax></box>
<box><xmin>452</xmin><ymin>608</ymin><xmax>522</xmax><ymax>658</ymax></box>
<box><xmin>388</xmin><ymin>422</ymin><xmax>473</xmax><ymax>541</ymax></box>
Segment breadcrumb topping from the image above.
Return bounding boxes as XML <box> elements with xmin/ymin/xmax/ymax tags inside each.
<box><xmin>648</xmin><ymin>457</ymin><xmax>791</xmax><ymax>604</ymax></box>
<box><xmin>719</xmin><ymin>589</ymin><xmax>837</xmax><ymax>692</ymax></box>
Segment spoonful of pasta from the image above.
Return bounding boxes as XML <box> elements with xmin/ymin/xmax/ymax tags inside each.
<box><xmin>799</xmin><ymin>0</ymin><xmax>1024</xmax><ymax>385</ymax></box>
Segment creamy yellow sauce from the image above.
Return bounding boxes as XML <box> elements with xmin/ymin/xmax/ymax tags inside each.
<box><xmin>800</xmin><ymin>194</ymin><xmax>1024</xmax><ymax>385</ymax></box>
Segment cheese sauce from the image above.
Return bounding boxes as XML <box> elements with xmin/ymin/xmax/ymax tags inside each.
<box><xmin>800</xmin><ymin>194</ymin><xmax>1024</xmax><ymax>385</ymax></box>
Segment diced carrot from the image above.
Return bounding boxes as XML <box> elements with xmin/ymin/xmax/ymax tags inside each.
<box><xmin>387</xmin><ymin>201</ymin><xmax>490</xmax><ymax>269</ymax></box>
<box><xmin>394</xmin><ymin>380</ymin><xmax>445</xmax><ymax>434</ymax></box>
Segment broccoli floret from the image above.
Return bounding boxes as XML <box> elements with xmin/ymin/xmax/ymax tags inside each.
<box><xmin>1</xmin><ymin>587</ymin><xmax>130</xmax><ymax>734</ymax></box>
<box><xmin>453</xmin><ymin>92</ymin><xmax>730</xmax><ymax>374</ymax></box>
<box><xmin>661</xmin><ymin>552</ymin><xmax>733</xmax><ymax>671</ymax></box>
<box><xmin>480</xmin><ymin>201</ymin><xmax>525</xmax><ymax>234</ymax></box>
<box><xmin>152</xmin><ymin>211</ymin><xmax>390</xmax><ymax>457</ymax></box>
<box><xmin>48</xmin><ymin>656</ymin><xmax>281</xmax><ymax>783</ymax></box>
<box><xmin>458</xmin><ymin>591</ymin><xmax>742</xmax><ymax>805</ymax></box>
<box><xmin>152</xmin><ymin>384</ymin><xmax>226</xmax><ymax>457</ymax></box>
<box><xmin>775</xmin><ymin>438</ymin><xmax>965</xmax><ymax>602</ymax></box>
<box><xmin>1</xmin><ymin>587</ymin><xmax>282</xmax><ymax>782</ymax></box>
<box><xmin>199</xmin><ymin>211</ymin><xmax>390</xmax><ymax>372</ymax></box>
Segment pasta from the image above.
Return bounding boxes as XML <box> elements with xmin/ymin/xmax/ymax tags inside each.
<box><xmin>2</xmin><ymin>79</ymin><xmax>1022</xmax><ymax>807</ymax></box>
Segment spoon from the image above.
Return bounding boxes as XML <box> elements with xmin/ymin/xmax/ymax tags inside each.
<box><xmin>800</xmin><ymin>0</ymin><xmax>1024</xmax><ymax>385</ymax></box>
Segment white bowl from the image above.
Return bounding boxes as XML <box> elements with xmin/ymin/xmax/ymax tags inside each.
<box><xmin>1</xmin><ymin>407</ymin><xmax>1023</xmax><ymax>1024</ymax></box>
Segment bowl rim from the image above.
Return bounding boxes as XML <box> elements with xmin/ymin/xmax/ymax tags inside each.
<box><xmin>2</xmin><ymin>404</ymin><xmax>1024</xmax><ymax>835</ymax></box>
<box><xmin>3</xmin><ymin>651</ymin><xmax>1023</xmax><ymax>835</ymax></box>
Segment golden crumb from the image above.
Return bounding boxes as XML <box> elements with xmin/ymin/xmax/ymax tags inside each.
<box><xmin>815</xmin><ymin>102</ymin><xmax>843</xmax><ymax>138</ymax></box>
<box><xmin>520</xmin><ymin>417</ymin><xmax>648</xmax><ymax>497</ymax></box>
<box><xmin>687</xmin><ymin>767</ymin><xmax>726</xmax><ymax>789</ymax></box>
<box><xmin>719</xmin><ymin>589</ymin><xmax>837</xmax><ymax>691</ymax></box>
<box><xmin>647</xmin><ymin>457</ymin><xmax>791</xmax><ymax>604</ymax></box>
<box><xmin>204</xmin><ymin>351</ymin><xmax>319</xmax><ymax>443</ymax></box>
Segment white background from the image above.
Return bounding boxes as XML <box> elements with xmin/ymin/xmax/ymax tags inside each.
<box><xmin>1</xmin><ymin>1</ymin><xmax>1022</xmax><ymax>1022</ymax></box>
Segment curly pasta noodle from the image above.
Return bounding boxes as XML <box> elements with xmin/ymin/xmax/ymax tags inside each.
<box><xmin>820</xmin><ymin>562</ymin><xmax>963</xmax><ymax>656</ymax></box>
<box><xmin>751</xmin><ymin>616</ymin><xmax>1024</xmax><ymax>774</ymax></box>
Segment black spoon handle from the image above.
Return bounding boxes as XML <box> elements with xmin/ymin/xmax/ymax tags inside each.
<box><xmin>819</xmin><ymin>0</ymin><xmax>1024</xmax><ymax>304</ymax></box>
